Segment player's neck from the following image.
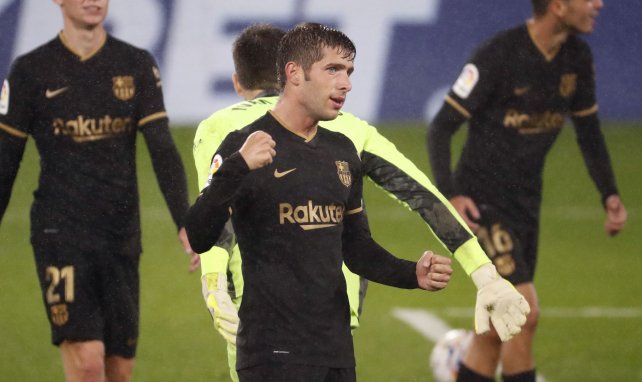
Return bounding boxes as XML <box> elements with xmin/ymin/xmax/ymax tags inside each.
<box><xmin>60</xmin><ymin>23</ymin><xmax>107</xmax><ymax>58</ymax></box>
<box><xmin>527</xmin><ymin>17</ymin><xmax>570</xmax><ymax>59</ymax></box>
<box><xmin>272</xmin><ymin>96</ymin><xmax>318</xmax><ymax>139</ymax></box>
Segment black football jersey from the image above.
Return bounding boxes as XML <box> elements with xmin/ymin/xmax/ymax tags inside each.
<box><xmin>213</xmin><ymin>112</ymin><xmax>363</xmax><ymax>369</ymax></box>
<box><xmin>0</xmin><ymin>34</ymin><xmax>169</xmax><ymax>254</ymax></box>
<box><xmin>446</xmin><ymin>24</ymin><xmax>597</xmax><ymax>225</ymax></box>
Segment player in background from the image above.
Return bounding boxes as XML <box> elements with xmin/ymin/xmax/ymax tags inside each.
<box><xmin>427</xmin><ymin>1</ymin><xmax>627</xmax><ymax>381</ymax></box>
<box><xmin>194</xmin><ymin>24</ymin><xmax>529</xmax><ymax>381</ymax></box>
<box><xmin>186</xmin><ymin>23</ymin><xmax>456</xmax><ymax>382</ymax></box>
<box><xmin>0</xmin><ymin>0</ymin><xmax>195</xmax><ymax>381</ymax></box>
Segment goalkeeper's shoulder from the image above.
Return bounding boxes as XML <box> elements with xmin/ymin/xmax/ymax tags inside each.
<box><xmin>196</xmin><ymin>96</ymin><xmax>277</xmax><ymax>138</ymax></box>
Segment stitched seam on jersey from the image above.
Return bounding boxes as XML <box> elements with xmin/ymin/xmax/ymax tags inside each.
<box><xmin>138</xmin><ymin>111</ymin><xmax>168</xmax><ymax>127</ymax></box>
<box><xmin>0</xmin><ymin>122</ymin><xmax>28</xmax><ymax>138</ymax></box>
<box><xmin>445</xmin><ymin>95</ymin><xmax>471</xmax><ymax>119</ymax></box>
<box><xmin>572</xmin><ymin>104</ymin><xmax>598</xmax><ymax>118</ymax></box>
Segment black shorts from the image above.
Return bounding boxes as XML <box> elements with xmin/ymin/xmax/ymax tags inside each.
<box><xmin>32</xmin><ymin>233</ymin><xmax>140</xmax><ymax>358</ymax></box>
<box><xmin>474</xmin><ymin>204</ymin><xmax>538</xmax><ymax>285</ymax></box>
<box><xmin>238</xmin><ymin>363</ymin><xmax>356</xmax><ymax>382</ymax></box>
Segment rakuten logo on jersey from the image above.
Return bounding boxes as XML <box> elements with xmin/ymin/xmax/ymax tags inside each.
<box><xmin>279</xmin><ymin>201</ymin><xmax>344</xmax><ymax>231</ymax></box>
<box><xmin>52</xmin><ymin>115</ymin><xmax>134</xmax><ymax>142</ymax></box>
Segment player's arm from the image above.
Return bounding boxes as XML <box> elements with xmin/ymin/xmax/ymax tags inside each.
<box><xmin>0</xmin><ymin>59</ymin><xmax>31</xmax><ymax>225</ymax></box>
<box><xmin>426</xmin><ymin>103</ymin><xmax>467</xmax><ymax>199</ymax></box>
<box><xmin>360</xmin><ymin>114</ymin><xmax>488</xmax><ymax>276</ymax></box>
<box><xmin>186</xmin><ymin>131</ymin><xmax>275</xmax><ymax>254</ymax></box>
<box><xmin>141</xmin><ymin>120</ymin><xmax>190</xmax><ymax>230</ymax></box>
<box><xmin>570</xmin><ymin>43</ymin><xmax>626</xmax><ymax>235</ymax></box>
<box><xmin>342</xmin><ymin>160</ymin><xmax>453</xmax><ymax>290</ymax></box>
<box><xmin>342</xmin><ymin>209</ymin><xmax>452</xmax><ymax>291</ymax></box>
<box><xmin>571</xmin><ymin>113</ymin><xmax>626</xmax><ymax>235</ymax></box>
<box><xmin>571</xmin><ymin>112</ymin><xmax>618</xmax><ymax>202</ymax></box>
<box><xmin>0</xmin><ymin>130</ymin><xmax>27</xmax><ymax>224</ymax></box>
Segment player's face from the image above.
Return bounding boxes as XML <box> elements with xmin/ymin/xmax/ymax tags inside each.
<box><xmin>300</xmin><ymin>46</ymin><xmax>354</xmax><ymax>122</ymax></box>
<box><xmin>561</xmin><ymin>0</ymin><xmax>603</xmax><ymax>34</ymax></box>
<box><xmin>56</xmin><ymin>0</ymin><xmax>109</xmax><ymax>29</ymax></box>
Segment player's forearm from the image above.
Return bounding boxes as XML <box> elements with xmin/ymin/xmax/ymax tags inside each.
<box><xmin>362</xmin><ymin>151</ymin><xmax>475</xmax><ymax>255</ymax></box>
<box><xmin>0</xmin><ymin>136</ymin><xmax>26</xmax><ymax>223</ymax></box>
<box><xmin>342</xmin><ymin>213</ymin><xmax>418</xmax><ymax>289</ymax></box>
<box><xmin>427</xmin><ymin>104</ymin><xmax>466</xmax><ymax>198</ymax></box>
<box><xmin>572</xmin><ymin>114</ymin><xmax>619</xmax><ymax>203</ymax></box>
<box><xmin>143</xmin><ymin>123</ymin><xmax>190</xmax><ymax>228</ymax></box>
<box><xmin>185</xmin><ymin>152</ymin><xmax>248</xmax><ymax>254</ymax></box>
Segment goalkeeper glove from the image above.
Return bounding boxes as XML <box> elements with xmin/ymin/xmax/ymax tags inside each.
<box><xmin>471</xmin><ymin>263</ymin><xmax>530</xmax><ymax>342</ymax></box>
<box><xmin>201</xmin><ymin>272</ymin><xmax>239</xmax><ymax>345</ymax></box>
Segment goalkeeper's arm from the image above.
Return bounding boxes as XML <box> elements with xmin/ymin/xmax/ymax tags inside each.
<box><xmin>358</xmin><ymin>116</ymin><xmax>529</xmax><ymax>340</ymax></box>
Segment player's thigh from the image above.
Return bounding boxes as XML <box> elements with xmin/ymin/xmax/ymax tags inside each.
<box><xmin>32</xmin><ymin>237</ymin><xmax>104</xmax><ymax>344</ymax></box>
<box><xmin>100</xmin><ymin>253</ymin><xmax>140</xmax><ymax>359</ymax></box>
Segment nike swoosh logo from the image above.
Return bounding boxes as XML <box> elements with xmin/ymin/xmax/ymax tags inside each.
<box><xmin>274</xmin><ymin>168</ymin><xmax>296</xmax><ymax>178</ymax></box>
<box><xmin>45</xmin><ymin>87</ymin><xmax>69</xmax><ymax>99</ymax></box>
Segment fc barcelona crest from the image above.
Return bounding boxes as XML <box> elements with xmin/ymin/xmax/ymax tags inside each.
<box><xmin>112</xmin><ymin>76</ymin><xmax>135</xmax><ymax>101</ymax></box>
<box><xmin>335</xmin><ymin>161</ymin><xmax>352</xmax><ymax>188</ymax></box>
<box><xmin>50</xmin><ymin>303</ymin><xmax>69</xmax><ymax>326</ymax></box>
<box><xmin>559</xmin><ymin>73</ymin><xmax>577</xmax><ymax>98</ymax></box>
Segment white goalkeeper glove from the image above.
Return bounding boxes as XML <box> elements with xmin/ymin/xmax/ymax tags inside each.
<box><xmin>201</xmin><ymin>272</ymin><xmax>239</xmax><ymax>345</ymax></box>
<box><xmin>471</xmin><ymin>263</ymin><xmax>530</xmax><ymax>342</ymax></box>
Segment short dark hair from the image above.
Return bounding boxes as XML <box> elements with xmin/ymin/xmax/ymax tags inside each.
<box><xmin>276</xmin><ymin>22</ymin><xmax>356</xmax><ymax>89</ymax></box>
<box><xmin>233</xmin><ymin>23</ymin><xmax>285</xmax><ymax>91</ymax></box>
<box><xmin>531</xmin><ymin>0</ymin><xmax>553</xmax><ymax>16</ymax></box>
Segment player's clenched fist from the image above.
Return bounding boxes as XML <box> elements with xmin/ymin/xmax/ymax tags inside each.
<box><xmin>416</xmin><ymin>250</ymin><xmax>453</xmax><ymax>291</ymax></box>
<box><xmin>239</xmin><ymin>131</ymin><xmax>276</xmax><ymax>170</ymax></box>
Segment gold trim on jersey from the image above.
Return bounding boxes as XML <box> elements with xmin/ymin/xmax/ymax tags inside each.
<box><xmin>0</xmin><ymin>122</ymin><xmax>27</xmax><ymax>138</ymax></box>
<box><xmin>300</xmin><ymin>224</ymin><xmax>335</xmax><ymax>230</ymax></box>
<box><xmin>572</xmin><ymin>104</ymin><xmax>598</xmax><ymax>118</ymax></box>
<box><xmin>345</xmin><ymin>206</ymin><xmax>363</xmax><ymax>215</ymax></box>
<box><xmin>269</xmin><ymin>111</ymin><xmax>318</xmax><ymax>142</ymax></box>
<box><xmin>59</xmin><ymin>31</ymin><xmax>107</xmax><ymax>62</ymax></box>
<box><xmin>445</xmin><ymin>95</ymin><xmax>471</xmax><ymax>119</ymax></box>
<box><xmin>138</xmin><ymin>111</ymin><xmax>168</xmax><ymax>127</ymax></box>
<box><xmin>526</xmin><ymin>21</ymin><xmax>561</xmax><ymax>62</ymax></box>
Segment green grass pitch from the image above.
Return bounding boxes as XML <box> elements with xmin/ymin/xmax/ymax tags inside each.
<box><xmin>0</xmin><ymin>122</ymin><xmax>640</xmax><ymax>381</ymax></box>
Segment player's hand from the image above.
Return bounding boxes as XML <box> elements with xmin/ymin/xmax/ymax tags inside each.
<box><xmin>416</xmin><ymin>251</ymin><xmax>453</xmax><ymax>291</ymax></box>
<box><xmin>179</xmin><ymin>227</ymin><xmax>199</xmax><ymax>272</ymax></box>
<box><xmin>202</xmin><ymin>272</ymin><xmax>239</xmax><ymax>345</ymax></box>
<box><xmin>471</xmin><ymin>263</ymin><xmax>530</xmax><ymax>342</ymax></box>
<box><xmin>604</xmin><ymin>195</ymin><xmax>627</xmax><ymax>236</ymax></box>
<box><xmin>239</xmin><ymin>131</ymin><xmax>276</xmax><ymax>170</ymax></box>
<box><xmin>449</xmin><ymin>195</ymin><xmax>480</xmax><ymax>230</ymax></box>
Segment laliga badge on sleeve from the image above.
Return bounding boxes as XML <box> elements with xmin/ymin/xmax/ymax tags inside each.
<box><xmin>452</xmin><ymin>63</ymin><xmax>479</xmax><ymax>99</ymax></box>
<box><xmin>0</xmin><ymin>79</ymin><xmax>9</xmax><ymax>115</ymax></box>
<box><xmin>205</xmin><ymin>154</ymin><xmax>223</xmax><ymax>188</ymax></box>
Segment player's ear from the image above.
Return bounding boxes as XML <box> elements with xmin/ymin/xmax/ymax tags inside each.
<box><xmin>550</xmin><ymin>0</ymin><xmax>568</xmax><ymax>17</ymax></box>
<box><xmin>232</xmin><ymin>73</ymin><xmax>244</xmax><ymax>97</ymax></box>
<box><xmin>284</xmin><ymin>61</ymin><xmax>302</xmax><ymax>86</ymax></box>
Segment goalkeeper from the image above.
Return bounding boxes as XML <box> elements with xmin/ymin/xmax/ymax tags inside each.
<box><xmin>194</xmin><ymin>24</ymin><xmax>529</xmax><ymax>382</ymax></box>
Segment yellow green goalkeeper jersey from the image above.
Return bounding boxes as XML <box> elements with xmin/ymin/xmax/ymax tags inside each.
<box><xmin>193</xmin><ymin>95</ymin><xmax>490</xmax><ymax>328</ymax></box>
